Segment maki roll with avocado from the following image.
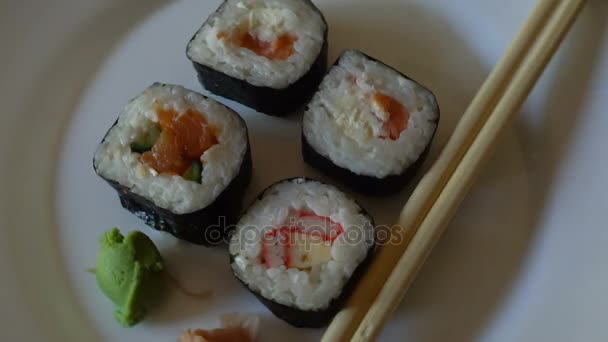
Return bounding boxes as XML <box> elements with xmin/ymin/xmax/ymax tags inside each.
<box><xmin>186</xmin><ymin>0</ymin><xmax>328</xmax><ymax>116</ymax></box>
<box><xmin>94</xmin><ymin>83</ymin><xmax>252</xmax><ymax>246</ymax></box>
<box><xmin>303</xmin><ymin>50</ymin><xmax>440</xmax><ymax>195</ymax></box>
<box><xmin>229</xmin><ymin>178</ymin><xmax>375</xmax><ymax>327</ymax></box>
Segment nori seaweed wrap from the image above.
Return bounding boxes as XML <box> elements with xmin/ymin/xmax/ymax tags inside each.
<box><xmin>94</xmin><ymin>83</ymin><xmax>252</xmax><ymax>246</ymax></box>
<box><xmin>186</xmin><ymin>0</ymin><xmax>328</xmax><ymax>116</ymax></box>
<box><xmin>302</xmin><ymin>50</ymin><xmax>440</xmax><ymax>195</ymax></box>
<box><xmin>229</xmin><ymin>178</ymin><xmax>375</xmax><ymax>327</ymax></box>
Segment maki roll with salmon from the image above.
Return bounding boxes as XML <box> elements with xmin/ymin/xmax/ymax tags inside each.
<box><xmin>303</xmin><ymin>50</ymin><xmax>440</xmax><ymax>195</ymax></box>
<box><xmin>94</xmin><ymin>83</ymin><xmax>252</xmax><ymax>246</ymax></box>
<box><xmin>186</xmin><ymin>0</ymin><xmax>328</xmax><ymax>116</ymax></box>
<box><xmin>229</xmin><ymin>178</ymin><xmax>375</xmax><ymax>327</ymax></box>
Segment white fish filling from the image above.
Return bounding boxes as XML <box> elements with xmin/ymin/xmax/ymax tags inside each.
<box><xmin>94</xmin><ymin>84</ymin><xmax>247</xmax><ymax>214</ymax></box>
<box><xmin>230</xmin><ymin>179</ymin><xmax>374</xmax><ymax>311</ymax></box>
<box><xmin>187</xmin><ymin>0</ymin><xmax>326</xmax><ymax>89</ymax></box>
<box><xmin>303</xmin><ymin>50</ymin><xmax>439</xmax><ymax>178</ymax></box>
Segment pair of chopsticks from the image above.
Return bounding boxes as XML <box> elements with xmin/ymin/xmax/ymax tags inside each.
<box><xmin>322</xmin><ymin>0</ymin><xmax>588</xmax><ymax>340</ymax></box>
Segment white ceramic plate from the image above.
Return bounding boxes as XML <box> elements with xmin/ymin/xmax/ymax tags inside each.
<box><xmin>2</xmin><ymin>0</ymin><xmax>608</xmax><ymax>341</ymax></box>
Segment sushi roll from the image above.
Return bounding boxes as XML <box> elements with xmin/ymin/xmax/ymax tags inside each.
<box><xmin>302</xmin><ymin>50</ymin><xmax>440</xmax><ymax>195</ymax></box>
<box><xmin>186</xmin><ymin>0</ymin><xmax>328</xmax><ymax>116</ymax></box>
<box><xmin>229</xmin><ymin>178</ymin><xmax>375</xmax><ymax>327</ymax></box>
<box><xmin>94</xmin><ymin>83</ymin><xmax>252</xmax><ymax>246</ymax></box>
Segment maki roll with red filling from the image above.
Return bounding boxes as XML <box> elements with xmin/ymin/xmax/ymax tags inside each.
<box><xmin>186</xmin><ymin>0</ymin><xmax>328</xmax><ymax>116</ymax></box>
<box><xmin>303</xmin><ymin>50</ymin><xmax>440</xmax><ymax>195</ymax></box>
<box><xmin>94</xmin><ymin>83</ymin><xmax>252</xmax><ymax>246</ymax></box>
<box><xmin>229</xmin><ymin>178</ymin><xmax>375</xmax><ymax>327</ymax></box>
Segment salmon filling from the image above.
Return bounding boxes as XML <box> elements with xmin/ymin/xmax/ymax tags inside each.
<box><xmin>261</xmin><ymin>210</ymin><xmax>344</xmax><ymax>269</ymax></box>
<box><xmin>218</xmin><ymin>32</ymin><xmax>298</xmax><ymax>61</ymax></box>
<box><xmin>142</xmin><ymin>108</ymin><xmax>217</xmax><ymax>175</ymax></box>
<box><xmin>179</xmin><ymin>327</ymin><xmax>253</xmax><ymax>342</ymax></box>
<box><xmin>371</xmin><ymin>92</ymin><xmax>410</xmax><ymax>140</ymax></box>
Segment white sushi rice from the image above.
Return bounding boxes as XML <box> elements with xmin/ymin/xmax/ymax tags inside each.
<box><xmin>303</xmin><ymin>50</ymin><xmax>439</xmax><ymax>178</ymax></box>
<box><xmin>94</xmin><ymin>84</ymin><xmax>248</xmax><ymax>215</ymax></box>
<box><xmin>187</xmin><ymin>0</ymin><xmax>326</xmax><ymax>89</ymax></box>
<box><xmin>230</xmin><ymin>178</ymin><xmax>374</xmax><ymax>311</ymax></box>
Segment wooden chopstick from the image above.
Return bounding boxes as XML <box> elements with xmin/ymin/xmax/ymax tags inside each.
<box><xmin>349</xmin><ymin>0</ymin><xmax>587</xmax><ymax>340</ymax></box>
<box><xmin>321</xmin><ymin>0</ymin><xmax>560</xmax><ymax>339</ymax></box>
<box><xmin>321</xmin><ymin>0</ymin><xmax>580</xmax><ymax>341</ymax></box>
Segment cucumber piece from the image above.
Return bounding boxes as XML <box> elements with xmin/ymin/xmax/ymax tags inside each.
<box><xmin>131</xmin><ymin>126</ymin><xmax>161</xmax><ymax>153</ymax></box>
<box><xmin>130</xmin><ymin>141</ymin><xmax>153</xmax><ymax>154</ymax></box>
<box><xmin>182</xmin><ymin>160</ymin><xmax>203</xmax><ymax>183</ymax></box>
